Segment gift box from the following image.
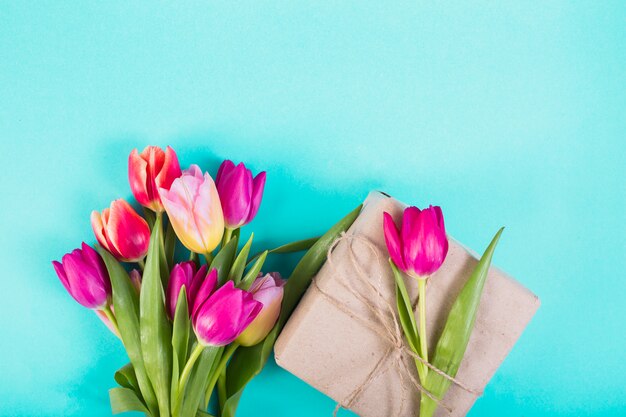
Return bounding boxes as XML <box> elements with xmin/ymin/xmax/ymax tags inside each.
<box><xmin>274</xmin><ymin>191</ymin><xmax>540</xmax><ymax>417</ymax></box>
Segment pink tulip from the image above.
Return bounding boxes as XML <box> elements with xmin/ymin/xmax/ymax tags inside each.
<box><xmin>159</xmin><ymin>165</ymin><xmax>224</xmax><ymax>254</ymax></box>
<box><xmin>166</xmin><ymin>262</ymin><xmax>218</xmax><ymax>320</ymax></box>
<box><xmin>52</xmin><ymin>243</ymin><xmax>111</xmax><ymax>309</ymax></box>
<box><xmin>236</xmin><ymin>272</ymin><xmax>285</xmax><ymax>347</ymax></box>
<box><xmin>128</xmin><ymin>146</ymin><xmax>182</xmax><ymax>212</ymax></box>
<box><xmin>215</xmin><ymin>160</ymin><xmax>266</xmax><ymax>229</ymax></box>
<box><xmin>91</xmin><ymin>199</ymin><xmax>151</xmax><ymax>262</ymax></box>
<box><xmin>193</xmin><ymin>281</ymin><xmax>262</xmax><ymax>347</ymax></box>
<box><xmin>383</xmin><ymin>205</ymin><xmax>448</xmax><ymax>278</ymax></box>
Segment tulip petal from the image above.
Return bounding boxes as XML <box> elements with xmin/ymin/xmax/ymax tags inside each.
<box><xmin>128</xmin><ymin>149</ymin><xmax>151</xmax><ymax>207</ymax></box>
<box><xmin>106</xmin><ymin>200</ymin><xmax>150</xmax><ymax>262</ymax></box>
<box><xmin>218</xmin><ymin>163</ymin><xmax>252</xmax><ymax>228</ymax></box>
<box><xmin>156</xmin><ymin>146</ymin><xmax>182</xmax><ymax>191</ymax></box>
<box><xmin>190</xmin><ymin>267</ymin><xmax>217</xmax><ymax>320</ymax></box>
<box><xmin>383</xmin><ymin>212</ymin><xmax>406</xmax><ymax>271</ymax></box>
<box><xmin>246</xmin><ymin>171</ymin><xmax>266</xmax><ymax>224</ymax></box>
<box><xmin>52</xmin><ymin>260</ymin><xmax>71</xmax><ymax>293</ymax></box>
<box><xmin>216</xmin><ymin>159</ymin><xmax>235</xmax><ymax>186</ymax></box>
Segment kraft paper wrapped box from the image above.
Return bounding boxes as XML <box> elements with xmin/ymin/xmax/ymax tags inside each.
<box><xmin>274</xmin><ymin>191</ymin><xmax>540</xmax><ymax>417</ymax></box>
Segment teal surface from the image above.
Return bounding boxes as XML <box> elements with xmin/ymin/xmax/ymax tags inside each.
<box><xmin>1</xmin><ymin>2</ymin><xmax>624</xmax><ymax>416</ymax></box>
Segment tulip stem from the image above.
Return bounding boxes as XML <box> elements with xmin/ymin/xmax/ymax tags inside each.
<box><xmin>204</xmin><ymin>252</ymin><xmax>214</xmax><ymax>266</ymax></box>
<box><xmin>204</xmin><ymin>342</ymin><xmax>239</xmax><ymax>409</ymax></box>
<box><xmin>137</xmin><ymin>259</ymin><xmax>145</xmax><ymax>270</ymax></box>
<box><xmin>102</xmin><ymin>305</ymin><xmax>119</xmax><ymax>334</ymax></box>
<box><xmin>221</xmin><ymin>228</ymin><xmax>234</xmax><ymax>248</ymax></box>
<box><xmin>176</xmin><ymin>343</ymin><xmax>204</xmax><ymax>410</ymax></box>
<box><xmin>418</xmin><ymin>277</ymin><xmax>429</xmax><ymax>377</ymax></box>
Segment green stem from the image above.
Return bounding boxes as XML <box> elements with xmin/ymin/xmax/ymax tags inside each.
<box><xmin>204</xmin><ymin>252</ymin><xmax>214</xmax><ymax>266</ymax></box>
<box><xmin>137</xmin><ymin>258</ymin><xmax>145</xmax><ymax>270</ymax></box>
<box><xmin>102</xmin><ymin>304</ymin><xmax>119</xmax><ymax>334</ymax></box>
<box><xmin>221</xmin><ymin>228</ymin><xmax>234</xmax><ymax>248</ymax></box>
<box><xmin>418</xmin><ymin>278</ymin><xmax>429</xmax><ymax>378</ymax></box>
<box><xmin>174</xmin><ymin>343</ymin><xmax>205</xmax><ymax>415</ymax></box>
<box><xmin>217</xmin><ymin>368</ymin><xmax>227</xmax><ymax>411</ymax></box>
<box><xmin>204</xmin><ymin>343</ymin><xmax>239</xmax><ymax>409</ymax></box>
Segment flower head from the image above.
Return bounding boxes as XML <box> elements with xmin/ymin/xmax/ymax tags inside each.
<box><xmin>159</xmin><ymin>165</ymin><xmax>224</xmax><ymax>254</ymax></box>
<box><xmin>129</xmin><ymin>146</ymin><xmax>182</xmax><ymax>212</ymax></box>
<box><xmin>91</xmin><ymin>199</ymin><xmax>151</xmax><ymax>262</ymax></box>
<box><xmin>383</xmin><ymin>205</ymin><xmax>448</xmax><ymax>278</ymax></box>
<box><xmin>52</xmin><ymin>243</ymin><xmax>111</xmax><ymax>309</ymax></box>
<box><xmin>215</xmin><ymin>160</ymin><xmax>266</xmax><ymax>229</ymax></box>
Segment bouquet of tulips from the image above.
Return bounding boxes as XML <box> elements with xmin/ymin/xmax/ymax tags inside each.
<box><xmin>52</xmin><ymin>146</ymin><xmax>361</xmax><ymax>417</ymax></box>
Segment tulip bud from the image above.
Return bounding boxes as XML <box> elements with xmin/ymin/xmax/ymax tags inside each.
<box><xmin>91</xmin><ymin>199</ymin><xmax>151</xmax><ymax>262</ymax></box>
<box><xmin>236</xmin><ymin>272</ymin><xmax>285</xmax><ymax>347</ymax></box>
<box><xmin>158</xmin><ymin>165</ymin><xmax>224</xmax><ymax>254</ymax></box>
<box><xmin>192</xmin><ymin>281</ymin><xmax>262</xmax><ymax>347</ymax></box>
<box><xmin>129</xmin><ymin>269</ymin><xmax>142</xmax><ymax>294</ymax></box>
<box><xmin>215</xmin><ymin>160</ymin><xmax>266</xmax><ymax>229</ymax></box>
<box><xmin>128</xmin><ymin>146</ymin><xmax>182</xmax><ymax>212</ymax></box>
<box><xmin>52</xmin><ymin>243</ymin><xmax>111</xmax><ymax>309</ymax></box>
<box><xmin>383</xmin><ymin>205</ymin><xmax>448</xmax><ymax>278</ymax></box>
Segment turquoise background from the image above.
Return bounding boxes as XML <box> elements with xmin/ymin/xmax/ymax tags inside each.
<box><xmin>1</xmin><ymin>2</ymin><xmax>624</xmax><ymax>416</ymax></box>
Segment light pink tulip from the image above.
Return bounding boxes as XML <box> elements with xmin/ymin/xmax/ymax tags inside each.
<box><xmin>159</xmin><ymin>165</ymin><xmax>224</xmax><ymax>254</ymax></box>
<box><xmin>383</xmin><ymin>205</ymin><xmax>448</xmax><ymax>278</ymax></box>
<box><xmin>236</xmin><ymin>272</ymin><xmax>285</xmax><ymax>347</ymax></box>
<box><xmin>91</xmin><ymin>199</ymin><xmax>151</xmax><ymax>262</ymax></box>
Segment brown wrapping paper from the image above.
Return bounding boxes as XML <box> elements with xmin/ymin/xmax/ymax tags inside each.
<box><xmin>274</xmin><ymin>191</ymin><xmax>540</xmax><ymax>417</ymax></box>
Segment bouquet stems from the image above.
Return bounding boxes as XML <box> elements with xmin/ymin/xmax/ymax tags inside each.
<box><xmin>417</xmin><ymin>278</ymin><xmax>428</xmax><ymax>378</ymax></box>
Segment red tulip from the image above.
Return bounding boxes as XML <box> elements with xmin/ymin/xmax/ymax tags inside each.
<box><xmin>91</xmin><ymin>199</ymin><xmax>151</xmax><ymax>262</ymax></box>
<box><xmin>128</xmin><ymin>146</ymin><xmax>182</xmax><ymax>212</ymax></box>
<box><xmin>383</xmin><ymin>205</ymin><xmax>448</xmax><ymax>278</ymax></box>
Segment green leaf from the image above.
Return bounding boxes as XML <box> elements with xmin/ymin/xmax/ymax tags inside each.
<box><xmin>97</xmin><ymin>246</ymin><xmax>158</xmax><ymax>417</ymax></box>
<box><xmin>210</xmin><ymin>234</ymin><xmax>239</xmax><ymax>285</ymax></box>
<box><xmin>248</xmin><ymin>236</ymin><xmax>320</xmax><ymax>265</ymax></box>
<box><xmin>180</xmin><ymin>346</ymin><xmax>222</xmax><ymax>417</ymax></box>
<box><xmin>140</xmin><ymin>214</ymin><xmax>173</xmax><ymax>417</ymax></box>
<box><xmin>390</xmin><ymin>261</ymin><xmax>420</xmax><ymax>354</ymax></box>
<box><xmin>143</xmin><ymin>209</ymin><xmax>156</xmax><ymax>231</ymax></box>
<box><xmin>228</xmin><ymin>233</ymin><xmax>254</xmax><ymax>284</ymax></box>
<box><xmin>195</xmin><ymin>410</ymin><xmax>216</xmax><ymax>417</ymax></box>
<box><xmin>110</xmin><ymin>387</ymin><xmax>149</xmax><ymax>415</ymax></box>
<box><xmin>222</xmin><ymin>204</ymin><xmax>363</xmax><ymax>417</ymax></box>
<box><xmin>164</xmin><ymin>218</ymin><xmax>177</xmax><ymax>269</ymax></box>
<box><xmin>238</xmin><ymin>251</ymin><xmax>267</xmax><ymax>291</ymax></box>
<box><xmin>171</xmin><ymin>287</ymin><xmax>190</xmax><ymax>407</ymax></box>
<box><xmin>114</xmin><ymin>363</ymin><xmax>140</xmax><ymax>393</ymax></box>
<box><xmin>420</xmin><ymin>228</ymin><xmax>504</xmax><ymax>417</ymax></box>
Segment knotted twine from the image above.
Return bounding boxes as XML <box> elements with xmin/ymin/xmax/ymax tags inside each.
<box><xmin>312</xmin><ymin>232</ymin><xmax>482</xmax><ymax>416</ymax></box>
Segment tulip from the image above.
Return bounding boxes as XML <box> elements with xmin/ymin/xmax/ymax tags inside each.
<box><xmin>129</xmin><ymin>269</ymin><xmax>142</xmax><ymax>294</ymax></box>
<box><xmin>166</xmin><ymin>262</ymin><xmax>217</xmax><ymax>320</ymax></box>
<box><xmin>192</xmin><ymin>280</ymin><xmax>262</xmax><ymax>346</ymax></box>
<box><xmin>383</xmin><ymin>205</ymin><xmax>448</xmax><ymax>376</ymax></box>
<box><xmin>215</xmin><ymin>160</ymin><xmax>266</xmax><ymax>230</ymax></box>
<box><xmin>383</xmin><ymin>205</ymin><xmax>448</xmax><ymax>279</ymax></box>
<box><xmin>236</xmin><ymin>272</ymin><xmax>285</xmax><ymax>346</ymax></box>
<box><xmin>91</xmin><ymin>199</ymin><xmax>151</xmax><ymax>262</ymax></box>
<box><xmin>52</xmin><ymin>243</ymin><xmax>111</xmax><ymax>310</ymax></box>
<box><xmin>159</xmin><ymin>165</ymin><xmax>224</xmax><ymax>254</ymax></box>
<box><xmin>128</xmin><ymin>145</ymin><xmax>182</xmax><ymax>212</ymax></box>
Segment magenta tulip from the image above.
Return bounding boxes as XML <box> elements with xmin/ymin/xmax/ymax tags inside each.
<box><xmin>128</xmin><ymin>145</ymin><xmax>182</xmax><ymax>212</ymax></box>
<box><xmin>159</xmin><ymin>165</ymin><xmax>224</xmax><ymax>254</ymax></box>
<box><xmin>91</xmin><ymin>199</ymin><xmax>151</xmax><ymax>262</ymax></box>
<box><xmin>236</xmin><ymin>272</ymin><xmax>285</xmax><ymax>347</ymax></box>
<box><xmin>215</xmin><ymin>160</ymin><xmax>266</xmax><ymax>229</ymax></box>
<box><xmin>193</xmin><ymin>281</ymin><xmax>262</xmax><ymax>347</ymax></box>
<box><xmin>52</xmin><ymin>243</ymin><xmax>111</xmax><ymax>309</ymax></box>
<box><xmin>383</xmin><ymin>205</ymin><xmax>448</xmax><ymax>278</ymax></box>
<box><xmin>166</xmin><ymin>262</ymin><xmax>218</xmax><ymax>320</ymax></box>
